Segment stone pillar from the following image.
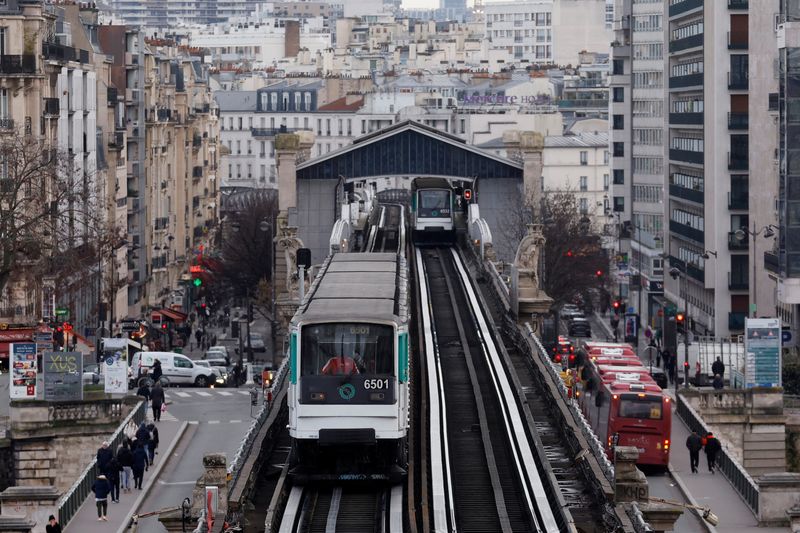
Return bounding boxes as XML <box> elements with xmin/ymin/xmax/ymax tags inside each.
<box><xmin>614</xmin><ymin>446</ymin><xmax>649</xmax><ymax>503</ymax></box>
<box><xmin>757</xmin><ymin>473</ymin><xmax>800</xmax><ymax>527</ymax></box>
<box><xmin>275</xmin><ymin>133</ymin><xmax>300</xmax><ymax>213</ymax></box>
<box><xmin>0</xmin><ymin>486</ymin><xmax>59</xmax><ymax>533</ymax></box>
<box><xmin>191</xmin><ymin>453</ymin><xmax>228</xmax><ymax>518</ymax></box>
<box><xmin>519</xmin><ymin>131</ymin><xmax>544</xmax><ymax>221</ymax></box>
<box><xmin>787</xmin><ymin>504</ymin><xmax>800</xmax><ymax>533</ymax></box>
<box><xmin>637</xmin><ymin>502</ymin><xmax>684</xmax><ymax>533</ymax></box>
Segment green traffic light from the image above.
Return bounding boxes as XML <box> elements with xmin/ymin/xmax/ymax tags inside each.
<box><xmin>193</xmin><ymin>278</ymin><xmax>202</xmax><ymax>287</ymax></box>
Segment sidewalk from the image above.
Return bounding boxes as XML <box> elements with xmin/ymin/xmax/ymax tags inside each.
<box><xmin>64</xmin><ymin>416</ymin><xmax>185</xmax><ymax>533</ymax></box>
<box><xmin>667</xmin><ymin>401</ymin><xmax>788</xmax><ymax>533</ymax></box>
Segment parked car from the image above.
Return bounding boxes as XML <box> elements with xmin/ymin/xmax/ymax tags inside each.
<box><xmin>83</xmin><ymin>363</ymin><xmax>101</xmax><ymax>385</ymax></box>
<box><xmin>248</xmin><ymin>334</ymin><xmax>266</xmax><ymax>353</ymax></box>
<box><xmin>129</xmin><ymin>351</ymin><xmax>217</xmax><ymax>388</ymax></box>
<box><xmin>568</xmin><ymin>317</ymin><xmax>592</xmax><ymax>337</ymax></box>
<box><xmin>206</xmin><ymin>345</ymin><xmax>230</xmax><ymax>364</ymax></box>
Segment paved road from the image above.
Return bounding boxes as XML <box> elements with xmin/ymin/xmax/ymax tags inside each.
<box><xmin>132</xmin><ymin>386</ymin><xmax>257</xmax><ymax>533</ymax></box>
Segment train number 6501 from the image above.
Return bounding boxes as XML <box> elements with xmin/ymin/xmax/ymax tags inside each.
<box><xmin>364</xmin><ymin>378</ymin><xmax>390</xmax><ymax>390</ymax></box>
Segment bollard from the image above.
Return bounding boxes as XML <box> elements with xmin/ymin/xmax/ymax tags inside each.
<box><xmin>245</xmin><ymin>363</ymin><xmax>254</xmax><ymax>385</ymax></box>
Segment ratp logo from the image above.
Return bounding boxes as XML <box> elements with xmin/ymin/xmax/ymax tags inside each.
<box><xmin>338</xmin><ymin>383</ymin><xmax>356</xmax><ymax>400</ymax></box>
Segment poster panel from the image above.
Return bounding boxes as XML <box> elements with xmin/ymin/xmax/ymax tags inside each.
<box><xmin>10</xmin><ymin>343</ymin><xmax>37</xmax><ymax>399</ymax></box>
<box><xmin>102</xmin><ymin>338</ymin><xmax>128</xmax><ymax>394</ymax></box>
<box><xmin>43</xmin><ymin>351</ymin><xmax>82</xmax><ymax>401</ymax></box>
<box><xmin>744</xmin><ymin>318</ymin><xmax>782</xmax><ymax>388</ymax></box>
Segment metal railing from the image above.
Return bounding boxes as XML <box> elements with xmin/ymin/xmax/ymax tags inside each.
<box><xmin>57</xmin><ymin>400</ymin><xmax>147</xmax><ymax>527</ymax></box>
<box><xmin>226</xmin><ymin>355</ymin><xmax>289</xmax><ymax>488</ymax></box>
<box><xmin>675</xmin><ymin>393</ymin><xmax>759</xmax><ymax>515</ymax></box>
<box><xmin>525</xmin><ymin>323</ymin><xmax>616</xmax><ymax>482</ymax></box>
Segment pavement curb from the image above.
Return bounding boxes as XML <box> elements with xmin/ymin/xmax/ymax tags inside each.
<box><xmin>116</xmin><ymin>420</ymin><xmax>190</xmax><ymax>533</ymax></box>
<box><xmin>593</xmin><ymin>311</ymin><xmax>615</xmax><ymax>338</ymax></box>
<box><xmin>667</xmin><ymin>463</ymin><xmax>718</xmax><ymax>533</ymax></box>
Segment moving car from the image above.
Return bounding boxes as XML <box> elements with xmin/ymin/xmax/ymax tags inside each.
<box><xmin>194</xmin><ymin>360</ymin><xmax>228</xmax><ymax>387</ymax></box>
<box><xmin>248</xmin><ymin>334</ymin><xmax>266</xmax><ymax>353</ymax></box>
<box><xmin>129</xmin><ymin>351</ymin><xmax>217</xmax><ymax>388</ymax></box>
<box><xmin>568</xmin><ymin>317</ymin><xmax>592</xmax><ymax>337</ymax></box>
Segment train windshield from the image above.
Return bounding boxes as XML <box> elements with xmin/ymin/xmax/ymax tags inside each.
<box><xmin>300</xmin><ymin>322</ymin><xmax>394</xmax><ymax>377</ymax></box>
<box><xmin>418</xmin><ymin>190</ymin><xmax>450</xmax><ymax>218</ymax></box>
<box><xmin>618</xmin><ymin>395</ymin><xmax>663</xmax><ymax>420</ymax></box>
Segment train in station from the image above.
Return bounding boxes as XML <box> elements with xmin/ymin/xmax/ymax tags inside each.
<box><xmin>287</xmin><ymin>252</ymin><xmax>410</xmax><ymax>482</ymax></box>
<box><xmin>572</xmin><ymin>341</ymin><xmax>672</xmax><ymax>467</ymax></box>
<box><xmin>410</xmin><ymin>177</ymin><xmax>456</xmax><ymax>244</ymax></box>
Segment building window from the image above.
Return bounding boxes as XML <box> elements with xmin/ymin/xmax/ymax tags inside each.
<box><xmin>604</xmin><ymin>150</ymin><xmax>609</xmax><ymax>164</ymax></box>
<box><xmin>579</xmin><ymin>176</ymin><xmax>588</xmax><ymax>191</ymax></box>
<box><xmin>612</xmin><ymin>59</ymin><xmax>624</xmax><ymax>75</ymax></box>
<box><xmin>603</xmin><ymin>173</ymin><xmax>609</xmax><ymax>191</ymax></box>
<box><xmin>580</xmin><ymin>150</ymin><xmax>588</xmax><ymax>165</ymax></box>
<box><xmin>613</xmin><ymin>169</ymin><xmax>624</xmax><ymax>185</ymax></box>
<box><xmin>612</xmin><ymin>87</ymin><xmax>624</xmax><ymax>103</ymax></box>
<box><xmin>613</xmin><ymin>196</ymin><xmax>625</xmax><ymax>212</ymax></box>
<box><xmin>579</xmin><ymin>197</ymin><xmax>588</xmax><ymax>214</ymax></box>
<box><xmin>238</xmin><ymin>117</ymin><xmax>242</xmax><ymax>130</ymax></box>
<box><xmin>613</xmin><ymin>114</ymin><xmax>624</xmax><ymax>130</ymax></box>
<box><xmin>236</xmin><ymin>140</ymin><xmax>241</xmax><ymax>154</ymax></box>
<box><xmin>613</xmin><ymin>142</ymin><xmax>624</xmax><ymax>157</ymax></box>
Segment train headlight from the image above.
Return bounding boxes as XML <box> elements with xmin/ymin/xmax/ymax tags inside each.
<box><xmin>310</xmin><ymin>392</ymin><xmax>326</xmax><ymax>401</ymax></box>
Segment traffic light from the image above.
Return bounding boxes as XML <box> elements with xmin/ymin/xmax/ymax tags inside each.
<box><xmin>193</xmin><ymin>277</ymin><xmax>202</xmax><ymax>287</ymax></box>
<box><xmin>566</xmin><ymin>250</ymin><xmax>574</xmax><ymax>258</ymax></box>
<box><xmin>62</xmin><ymin>322</ymin><xmax>73</xmax><ymax>332</ymax></box>
<box><xmin>676</xmin><ymin>312</ymin><xmax>685</xmax><ymax>334</ymax></box>
<box><xmin>161</xmin><ymin>323</ymin><xmax>168</xmax><ymax>330</ymax></box>
<box><xmin>596</xmin><ymin>270</ymin><xmax>603</xmax><ymax>277</ymax></box>
<box><xmin>463</xmin><ymin>189</ymin><xmax>472</xmax><ymax>202</ymax></box>
<box><xmin>612</xmin><ymin>300</ymin><xmax>621</xmax><ymax>311</ymax></box>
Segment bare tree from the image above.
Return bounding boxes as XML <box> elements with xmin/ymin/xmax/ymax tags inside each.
<box><xmin>499</xmin><ymin>189</ymin><xmax>610</xmax><ymax>306</ymax></box>
<box><xmin>0</xmin><ymin>131</ymin><xmax>104</xmax><ymax>297</ymax></box>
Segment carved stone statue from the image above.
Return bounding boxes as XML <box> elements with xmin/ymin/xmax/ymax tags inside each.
<box><xmin>514</xmin><ymin>223</ymin><xmax>546</xmax><ymax>294</ymax></box>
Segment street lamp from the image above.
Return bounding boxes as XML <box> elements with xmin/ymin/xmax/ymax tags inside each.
<box><xmin>258</xmin><ymin>217</ymin><xmax>277</xmax><ymax>363</ymax></box>
<box><xmin>668</xmin><ymin>265</ymin><xmax>690</xmax><ymax>394</ymax></box>
<box><xmin>734</xmin><ymin>224</ymin><xmax>778</xmax><ymax>318</ymax></box>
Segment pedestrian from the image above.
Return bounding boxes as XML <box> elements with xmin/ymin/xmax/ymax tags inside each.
<box><xmin>106</xmin><ymin>454</ymin><xmax>121</xmax><ymax>503</ymax></box>
<box><xmin>712</xmin><ymin>357</ymin><xmax>725</xmax><ymax>379</ymax></box>
<box><xmin>132</xmin><ymin>442</ymin><xmax>147</xmax><ymax>489</ymax></box>
<box><xmin>117</xmin><ymin>442</ymin><xmax>134</xmax><ymax>493</ymax></box>
<box><xmin>661</xmin><ymin>349</ymin><xmax>671</xmax><ymax>372</ymax></box>
<box><xmin>91</xmin><ymin>473</ymin><xmax>111</xmax><ymax>521</ymax></box>
<box><xmin>150</xmin><ymin>381</ymin><xmax>165</xmax><ymax>422</ymax></box>
<box><xmin>147</xmin><ymin>422</ymin><xmax>159</xmax><ymax>464</ymax></box>
<box><xmin>211</xmin><ymin>334</ymin><xmax>217</xmax><ymax>346</ymax></box>
<box><xmin>96</xmin><ymin>441</ymin><xmax>113</xmax><ymax>474</ymax></box>
<box><xmin>195</xmin><ymin>329</ymin><xmax>202</xmax><ymax>346</ymax></box>
<box><xmin>655</xmin><ymin>347</ymin><xmax>662</xmax><ymax>368</ymax></box>
<box><xmin>137</xmin><ymin>381</ymin><xmax>151</xmax><ymax>406</ymax></box>
<box><xmin>685</xmin><ymin>430</ymin><xmax>703</xmax><ymax>473</ymax></box>
<box><xmin>135</xmin><ymin>422</ymin><xmax>151</xmax><ymax>469</ymax></box>
<box><xmin>151</xmin><ymin>359</ymin><xmax>163</xmax><ymax>384</ymax></box>
<box><xmin>233</xmin><ymin>360</ymin><xmax>243</xmax><ymax>387</ymax></box>
<box><xmin>668</xmin><ymin>356</ymin><xmax>677</xmax><ymax>385</ymax></box>
<box><xmin>704</xmin><ymin>432</ymin><xmax>722</xmax><ymax>473</ymax></box>
<box><xmin>712</xmin><ymin>373</ymin><xmax>724</xmax><ymax>390</ymax></box>
<box><xmin>695</xmin><ymin>360</ymin><xmax>702</xmax><ymax>385</ymax></box>
<box><xmin>46</xmin><ymin>515</ymin><xmax>62</xmax><ymax>533</ymax></box>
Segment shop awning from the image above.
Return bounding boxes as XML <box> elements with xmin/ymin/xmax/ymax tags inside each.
<box><xmin>159</xmin><ymin>308</ymin><xmax>188</xmax><ymax>322</ymax></box>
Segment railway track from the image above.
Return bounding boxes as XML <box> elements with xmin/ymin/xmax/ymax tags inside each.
<box><xmin>368</xmin><ymin>204</ymin><xmax>404</xmax><ymax>253</ymax></box>
<box><xmin>278</xmin><ymin>484</ymin><xmax>403</xmax><ymax>533</ymax></box>
<box><xmin>415</xmin><ymin>246</ymin><xmax>559</xmax><ymax>533</ymax></box>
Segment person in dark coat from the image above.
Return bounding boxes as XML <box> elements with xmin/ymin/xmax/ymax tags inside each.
<box><xmin>151</xmin><ymin>359</ymin><xmax>163</xmax><ymax>384</ymax></box>
<box><xmin>711</xmin><ymin>357</ymin><xmax>725</xmax><ymax>379</ymax></box>
<box><xmin>150</xmin><ymin>382</ymin><xmax>165</xmax><ymax>422</ymax></box>
<box><xmin>117</xmin><ymin>442</ymin><xmax>133</xmax><ymax>493</ymax></box>
<box><xmin>105</xmin><ymin>455</ymin><xmax>121</xmax><ymax>503</ymax></box>
<box><xmin>661</xmin><ymin>349</ymin><xmax>672</xmax><ymax>373</ymax></box>
<box><xmin>712</xmin><ymin>374</ymin><xmax>724</xmax><ymax>390</ymax></box>
<box><xmin>146</xmin><ymin>422</ymin><xmax>159</xmax><ymax>465</ymax></box>
<box><xmin>91</xmin><ymin>474</ymin><xmax>111</xmax><ymax>520</ymax></box>
<box><xmin>132</xmin><ymin>443</ymin><xmax>148</xmax><ymax>489</ymax></box>
<box><xmin>685</xmin><ymin>430</ymin><xmax>703</xmax><ymax>473</ymax></box>
<box><xmin>704</xmin><ymin>432</ymin><xmax>722</xmax><ymax>473</ymax></box>
<box><xmin>136</xmin><ymin>382</ymin><xmax>151</xmax><ymax>403</ymax></box>
<box><xmin>96</xmin><ymin>441</ymin><xmax>113</xmax><ymax>474</ymax></box>
<box><xmin>135</xmin><ymin>422</ymin><xmax>151</xmax><ymax>470</ymax></box>
<box><xmin>46</xmin><ymin>515</ymin><xmax>62</xmax><ymax>533</ymax></box>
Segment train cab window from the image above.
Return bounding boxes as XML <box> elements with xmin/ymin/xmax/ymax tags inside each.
<box><xmin>618</xmin><ymin>396</ymin><xmax>663</xmax><ymax>419</ymax></box>
<box><xmin>301</xmin><ymin>323</ymin><xmax>394</xmax><ymax>377</ymax></box>
<box><xmin>418</xmin><ymin>190</ymin><xmax>451</xmax><ymax>218</ymax></box>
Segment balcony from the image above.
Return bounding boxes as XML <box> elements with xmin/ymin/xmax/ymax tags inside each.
<box><xmin>765</xmin><ymin>251</ymin><xmax>780</xmax><ymax>274</ymax></box>
<box><xmin>728</xmin><ymin>232</ymin><xmax>749</xmax><ymax>250</ymax></box>
<box><xmin>0</xmin><ymin>54</ymin><xmax>36</xmax><ymax>74</ymax></box>
<box><xmin>728</xmin><ymin>0</ymin><xmax>748</xmax><ymax>9</ymax></box>
<box><xmin>728</xmin><ymin>72</ymin><xmax>748</xmax><ymax>91</ymax></box>
<box><xmin>154</xmin><ymin>217</ymin><xmax>169</xmax><ymax>230</ymax></box>
<box><xmin>728</xmin><ymin>152</ymin><xmax>748</xmax><ymax>170</ymax></box>
<box><xmin>192</xmin><ymin>134</ymin><xmax>202</xmax><ymax>148</ymax></box>
<box><xmin>670</xmin><ymin>220</ymin><xmax>704</xmax><ymax>243</ymax></box>
<box><xmin>43</xmin><ymin>97</ymin><xmax>59</xmax><ymax>116</ymax></box>
<box><xmin>669</xmin><ymin>0</ymin><xmax>703</xmax><ymax>18</ymax></box>
<box><xmin>669</xmin><ymin>112</ymin><xmax>703</xmax><ymax>126</ymax></box>
<box><xmin>669</xmin><ymin>73</ymin><xmax>703</xmax><ymax>89</ymax></box>
<box><xmin>0</xmin><ymin>118</ymin><xmax>15</xmax><ymax>130</ymax></box>
<box><xmin>728</xmin><ymin>272</ymin><xmax>749</xmax><ymax>291</ymax></box>
<box><xmin>728</xmin><ymin>32</ymin><xmax>748</xmax><ymax>50</ymax></box>
<box><xmin>669</xmin><ymin>33</ymin><xmax>703</xmax><ymax>54</ymax></box>
<box><xmin>669</xmin><ymin>184</ymin><xmax>704</xmax><ymax>204</ymax></box>
<box><xmin>42</xmin><ymin>42</ymin><xmax>76</xmax><ymax>62</ymax></box>
<box><xmin>108</xmin><ymin>131</ymin><xmax>124</xmax><ymax>149</ymax></box>
<box><xmin>729</xmin><ymin>311</ymin><xmax>746</xmax><ymax>331</ymax></box>
<box><xmin>669</xmin><ymin>149</ymin><xmax>703</xmax><ymax>165</ymax></box>
<box><xmin>192</xmin><ymin>166</ymin><xmax>203</xmax><ymax>178</ymax></box>
<box><xmin>251</xmin><ymin>127</ymin><xmax>297</xmax><ymax>138</ymax></box>
<box><xmin>193</xmin><ymin>103</ymin><xmax>211</xmax><ymax>114</ymax></box>
<box><xmin>728</xmin><ymin>112</ymin><xmax>748</xmax><ymax>130</ymax></box>
<box><xmin>558</xmin><ymin>99</ymin><xmax>609</xmax><ymax>109</ymax></box>
<box><xmin>728</xmin><ymin>191</ymin><xmax>748</xmax><ymax>210</ymax></box>
<box><xmin>157</xmin><ymin>109</ymin><xmax>172</xmax><ymax>121</ymax></box>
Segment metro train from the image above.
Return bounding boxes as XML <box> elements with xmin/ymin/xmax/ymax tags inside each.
<box><xmin>287</xmin><ymin>252</ymin><xmax>410</xmax><ymax>482</ymax></box>
<box><xmin>410</xmin><ymin>177</ymin><xmax>455</xmax><ymax>244</ymax></box>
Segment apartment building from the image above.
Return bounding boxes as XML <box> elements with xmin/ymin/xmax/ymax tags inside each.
<box><xmin>484</xmin><ymin>0</ymin><xmax>612</xmax><ymax>66</ymax></box>
<box><xmin>101</xmin><ymin>0</ymin><xmax>261</xmax><ymax>26</ymax></box>
<box><xmin>609</xmin><ymin>0</ymin><xmax>667</xmax><ymax>328</ymax></box>
<box><xmin>99</xmin><ymin>28</ymin><xmax>219</xmax><ymax>317</ymax></box>
<box><xmin>663</xmin><ymin>0</ymin><xmax>775</xmax><ymax>337</ymax></box>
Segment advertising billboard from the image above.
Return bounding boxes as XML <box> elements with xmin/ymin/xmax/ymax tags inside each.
<box><xmin>102</xmin><ymin>338</ymin><xmax>129</xmax><ymax>394</ymax></box>
<box><xmin>9</xmin><ymin>342</ymin><xmax>37</xmax><ymax>399</ymax></box>
<box><xmin>744</xmin><ymin>318</ymin><xmax>782</xmax><ymax>388</ymax></box>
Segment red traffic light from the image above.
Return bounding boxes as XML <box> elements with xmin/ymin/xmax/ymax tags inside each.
<box><xmin>566</xmin><ymin>250</ymin><xmax>573</xmax><ymax>258</ymax></box>
<box><xmin>201</xmin><ymin>303</ymin><xmax>207</xmax><ymax>309</ymax></box>
<box><xmin>161</xmin><ymin>323</ymin><xmax>168</xmax><ymax>329</ymax></box>
<box><xmin>569</xmin><ymin>354</ymin><xmax>576</xmax><ymax>362</ymax></box>
<box><xmin>596</xmin><ymin>270</ymin><xmax>603</xmax><ymax>277</ymax></box>
<box><xmin>62</xmin><ymin>322</ymin><xmax>73</xmax><ymax>332</ymax></box>
<box><xmin>683</xmin><ymin>361</ymin><xmax>690</xmax><ymax>368</ymax></box>
<box><xmin>554</xmin><ymin>354</ymin><xmax>562</xmax><ymax>363</ymax></box>
<box><xmin>612</xmin><ymin>301</ymin><xmax>620</xmax><ymax>309</ymax></box>
<box><xmin>676</xmin><ymin>313</ymin><xmax>685</xmax><ymax>322</ymax></box>
<box><xmin>463</xmin><ymin>189</ymin><xmax>472</xmax><ymax>201</ymax></box>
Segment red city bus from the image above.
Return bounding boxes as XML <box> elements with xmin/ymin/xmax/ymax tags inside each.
<box><xmin>581</xmin><ymin>379</ymin><xmax>671</xmax><ymax>467</ymax></box>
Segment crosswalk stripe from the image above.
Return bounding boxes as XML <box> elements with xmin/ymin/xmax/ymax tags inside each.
<box><xmin>195</xmin><ymin>391</ymin><xmax>212</xmax><ymax>397</ymax></box>
<box><xmin>237</xmin><ymin>390</ymin><xmax>251</xmax><ymax>395</ymax></box>
<box><xmin>217</xmin><ymin>391</ymin><xmax>233</xmax><ymax>396</ymax></box>
<box><xmin>173</xmin><ymin>392</ymin><xmax>191</xmax><ymax>398</ymax></box>
<box><xmin>208</xmin><ymin>420</ymin><xmax>220</xmax><ymax>424</ymax></box>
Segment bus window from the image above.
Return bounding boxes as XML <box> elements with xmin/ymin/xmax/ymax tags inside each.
<box><xmin>618</xmin><ymin>396</ymin><xmax>663</xmax><ymax>419</ymax></box>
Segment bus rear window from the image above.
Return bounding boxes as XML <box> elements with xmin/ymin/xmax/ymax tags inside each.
<box><xmin>618</xmin><ymin>396</ymin><xmax>663</xmax><ymax>420</ymax></box>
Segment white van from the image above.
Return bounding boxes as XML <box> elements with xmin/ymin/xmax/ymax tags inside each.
<box><xmin>130</xmin><ymin>351</ymin><xmax>216</xmax><ymax>388</ymax></box>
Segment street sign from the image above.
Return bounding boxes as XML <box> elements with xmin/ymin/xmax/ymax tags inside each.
<box><xmin>121</xmin><ymin>320</ymin><xmax>141</xmax><ymax>333</ymax></box>
<box><xmin>55</xmin><ymin>307</ymin><xmax>69</xmax><ymax>318</ymax></box>
<box><xmin>744</xmin><ymin>318</ymin><xmax>782</xmax><ymax>388</ymax></box>
<box><xmin>783</xmin><ymin>330</ymin><xmax>793</xmax><ymax>343</ymax></box>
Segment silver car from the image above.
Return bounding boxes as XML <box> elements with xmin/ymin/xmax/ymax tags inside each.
<box><xmin>83</xmin><ymin>363</ymin><xmax>101</xmax><ymax>385</ymax></box>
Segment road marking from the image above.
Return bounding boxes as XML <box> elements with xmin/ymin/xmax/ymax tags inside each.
<box><xmin>188</xmin><ymin>421</ymin><xmax>200</xmax><ymax>425</ymax></box>
<box><xmin>208</xmin><ymin>420</ymin><xmax>220</xmax><ymax>424</ymax></box>
<box><xmin>217</xmin><ymin>391</ymin><xmax>233</xmax><ymax>396</ymax></box>
<box><xmin>195</xmin><ymin>391</ymin><xmax>212</xmax><ymax>397</ymax></box>
<box><xmin>173</xmin><ymin>392</ymin><xmax>191</xmax><ymax>398</ymax></box>
<box><xmin>157</xmin><ymin>480</ymin><xmax>196</xmax><ymax>486</ymax></box>
<box><xmin>237</xmin><ymin>390</ymin><xmax>251</xmax><ymax>395</ymax></box>
<box><xmin>229</xmin><ymin>420</ymin><xmax>243</xmax><ymax>424</ymax></box>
